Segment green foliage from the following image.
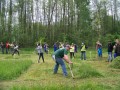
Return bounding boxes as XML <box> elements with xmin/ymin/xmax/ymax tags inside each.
<box><xmin>0</xmin><ymin>60</ymin><xmax>32</xmax><ymax>80</ymax></box>
<box><xmin>76</xmin><ymin>63</ymin><xmax>103</xmax><ymax>78</ymax></box>
<box><xmin>110</xmin><ymin>57</ymin><xmax>120</xmax><ymax>69</ymax></box>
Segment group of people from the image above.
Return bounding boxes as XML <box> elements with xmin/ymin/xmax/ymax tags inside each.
<box><xmin>52</xmin><ymin>39</ymin><xmax>120</xmax><ymax>77</ymax></box>
<box><xmin>52</xmin><ymin>42</ymin><xmax>88</xmax><ymax>77</ymax></box>
<box><xmin>0</xmin><ymin>41</ymin><xmax>19</xmax><ymax>56</ymax></box>
<box><xmin>96</xmin><ymin>39</ymin><xmax>120</xmax><ymax>62</ymax></box>
<box><xmin>53</xmin><ymin>41</ymin><xmax>87</xmax><ymax>60</ymax></box>
<box><xmin>107</xmin><ymin>39</ymin><xmax>120</xmax><ymax>62</ymax></box>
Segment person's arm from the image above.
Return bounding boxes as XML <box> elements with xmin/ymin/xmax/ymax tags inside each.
<box><xmin>63</xmin><ymin>55</ymin><xmax>72</xmax><ymax>64</ymax></box>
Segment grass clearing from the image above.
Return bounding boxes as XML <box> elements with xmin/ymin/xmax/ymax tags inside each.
<box><xmin>0</xmin><ymin>48</ymin><xmax>120</xmax><ymax>90</ymax></box>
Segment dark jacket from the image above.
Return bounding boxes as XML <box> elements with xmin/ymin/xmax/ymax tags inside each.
<box><xmin>108</xmin><ymin>43</ymin><xmax>113</xmax><ymax>52</ymax></box>
<box><xmin>115</xmin><ymin>44</ymin><xmax>120</xmax><ymax>56</ymax></box>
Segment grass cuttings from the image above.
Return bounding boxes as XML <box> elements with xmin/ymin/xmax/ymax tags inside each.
<box><xmin>0</xmin><ymin>60</ymin><xmax>32</xmax><ymax>80</ymax></box>
<box><xmin>10</xmin><ymin>83</ymin><xmax>112</xmax><ymax>90</ymax></box>
<box><xmin>74</xmin><ymin>63</ymin><xmax>103</xmax><ymax>79</ymax></box>
<box><xmin>110</xmin><ymin>56</ymin><xmax>120</xmax><ymax>69</ymax></box>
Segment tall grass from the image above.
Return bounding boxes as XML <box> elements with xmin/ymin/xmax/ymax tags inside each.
<box><xmin>0</xmin><ymin>60</ymin><xmax>32</xmax><ymax>80</ymax></box>
<box><xmin>75</xmin><ymin>63</ymin><xmax>103</xmax><ymax>78</ymax></box>
<box><xmin>110</xmin><ymin>56</ymin><xmax>120</xmax><ymax>69</ymax></box>
<box><xmin>10</xmin><ymin>83</ymin><xmax>112</xmax><ymax>90</ymax></box>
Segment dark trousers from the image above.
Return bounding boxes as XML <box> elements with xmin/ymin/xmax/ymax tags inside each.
<box><xmin>1</xmin><ymin>48</ymin><xmax>4</xmax><ymax>54</ymax></box>
<box><xmin>6</xmin><ymin>48</ymin><xmax>9</xmax><ymax>54</ymax></box>
<box><xmin>12</xmin><ymin>49</ymin><xmax>19</xmax><ymax>56</ymax></box>
<box><xmin>70</xmin><ymin>52</ymin><xmax>74</xmax><ymax>59</ymax></box>
<box><xmin>38</xmin><ymin>53</ymin><xmax>44</xmax><ymax>63</ymax></box>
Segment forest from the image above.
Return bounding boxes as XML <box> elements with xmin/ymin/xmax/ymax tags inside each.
<box><xmin>0</xmin><ymin>0</ymin><xmax>120</xmax><ymax>47</ymax></box>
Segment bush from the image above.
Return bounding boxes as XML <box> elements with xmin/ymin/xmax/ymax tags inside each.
<box><xmin>110</xmin><ymin>56</ymin><xmax>120</xmax><ymax>69</ymax></box>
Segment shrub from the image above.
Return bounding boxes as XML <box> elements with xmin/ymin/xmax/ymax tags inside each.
<box><xmin>110</xmin><ymin>56</ymin><xmax>120</xmax><ymax>69</ymax></box>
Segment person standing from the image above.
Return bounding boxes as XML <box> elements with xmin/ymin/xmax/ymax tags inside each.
<box><xmin>52</xmin><ymin>45</ymin><xmax>73</xmax><ymax>77</ymax></box>
<box><xmin>53</xmin><ymin>42</ymin><xmax>57</xmax><ymax>52</ymax></box>
<box><xmin>70</xmin><ymin>43</ymin><xmax>75</xmax><ymax>59</ymax></box>
<box><xmin>107</xmin><ymin>41</ymin><xmax>113</xmax><ymax>62</ymax></box>
<box><xmin>114</xmin><ymin>39</ymin><xmax>120</xmax><ymax>57</ymax></box>
<box><xmin>80</xmin><ymin>43</ymin><xmax>87</xmax><ymax>60</ymax></box>
<box><xmin>5</xmin><ymin>41</ymin><xmax>10</xmax><ymax>54</ymax></box>
<box><xmin>10</xmin><ymin>42</ymin><xmax>14</xmax><ymax>54</ymax></box>
<box><xmin>44</xmin><ymin>43</ymin><xmax>49</xmax><ymax>54</ymax></box>
<box><xmin>36</xmin><ymin>43</ymin><xmax>44</xmax><ymax>63</ymax></box>
<box><xmin>0</xmin><ymin>42</ymin><xmax>5</xmax><ymax>54</ymax></box>
<box><xmin>74</xmin><ymin>44</ymin><xmax>78</xmax><ymax>53</ymax></box>
<box><xmin>96</xmin><ymin>41</ymin><xmax>102</xmax><ymax>58</ymax></box>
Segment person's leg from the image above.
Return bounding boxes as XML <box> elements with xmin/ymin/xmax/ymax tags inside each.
<box><xmin>70</xmin><ymin>52</ymin><xmax>72</xmax><ymax>59</ymax></box>
<box><xmin>83</xmin><ymin>52</ymin><xmax>86</xmax><ymax>60</ymax></box>
<box><xmin>6</xmin><ymin>48</ymin><xmax>8</xmax><ymax>54</ymax></box>
<box><xmin>110</xmin><ymin>52</ymin><xmax>112</xmax><ymax>62</ymax></box>
<box><xmin>17</xmin><ymin>50</ymin><xmax>20</xmax><ymax>55</ymax></box>
<box><xmin>81</xmin><ymin>52</ymin><xmax>83</xmax><ymax>60</ymax></box>
<box><xmin>38</xmin><ymin>53</ymin><xmax>40</xmax><ymax>63</ymax></box>
<box><xmin>108</xmin><ymin>52</ymin><xmax>110</xmax><ymax>62</ymax></box>
<box><xmin>12</xmin><ymin>50</ymin><xmax>15</xmax><ymax>56</ymax></box>
<box><xmin>111</xmin><ymin>52</ymin><xmax>113</xmax><ymax>61</ymax></box>
<box><xmin>73</xmin><ymin>52</ymin><xmax>75</xmax><ymax>58</ymax></box>
<box><xmin>2</xmin><ymin>48</ymin><xmax>4</xmax><ymax>54</ymax></box>
<box><xmin>41</xmin><ymin>53</ymin><xmax>44</xmax><ymax>62</ymax></box>
<box><xmin>54</xmin><ymin>59</ymin><xmax>59</xmax><ymax>74</ymax></box>
<box><xmin>59</xmin><ymin>59</ymin><xmax>67</xmax><ymax>76</ymax></box>
<box><xmin>55</xmin><ymin>58</ymin><xmax>67</xmax><ymax>76</ymax></box>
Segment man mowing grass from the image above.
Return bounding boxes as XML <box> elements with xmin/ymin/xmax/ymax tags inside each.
<box><xmin>52</xmin><ymin>44</ymin><xmax>73</xmax><ymax>77</ymax></box>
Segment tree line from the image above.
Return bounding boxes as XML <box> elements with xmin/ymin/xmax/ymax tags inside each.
<box><xmin>0</xmin><ymin>0</ymin><xmax>120</xmax><ymax>47</ymax></box>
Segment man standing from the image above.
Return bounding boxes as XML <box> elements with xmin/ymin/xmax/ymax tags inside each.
<box><xmin>80</xmin><ymin>43</ymin><xmax>87</xmax><ymax>60</ymax></box>
<box><xmin>52</xmin><ymin>45</ymin><xmax>73</xmax><ymax>77</ymax></box>
<box><xmin>107</xmin><ymin>41</ymin><xmax>113</xmax><ymax>62</ymax></box>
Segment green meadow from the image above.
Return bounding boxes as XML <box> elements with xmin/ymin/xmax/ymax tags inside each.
<box><xmin>0</xmin><ymin>48</ymin><xmax>120</xmax><ymax>90</ymax></box>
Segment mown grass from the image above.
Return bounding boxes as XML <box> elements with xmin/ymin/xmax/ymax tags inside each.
<box><xmin>0</xmin><ymin>60</ymin><xmax>32</xmax><ymax>80</ymax></box>
<box><xmin>0</xmin><ymin>48</ymin><xmax>120</xmax><ymax>90</ymax></box>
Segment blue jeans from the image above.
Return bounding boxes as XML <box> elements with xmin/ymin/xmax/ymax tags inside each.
<box><xmin>108</xmin><ymin>52</ymin><xmax>112</xmax><ymax>62</ymax></box>
<box><xmin>54</xmin><ymin>57</ymin><xmax>67</xmax><ymax>76</ymax></box>
<box><xmin>81</xmin><ymin>51</ymin><xmax>86</xmax><ymax>60</ymax></box>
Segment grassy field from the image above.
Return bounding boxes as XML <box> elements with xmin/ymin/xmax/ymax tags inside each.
<box><xmin>0</xmin><ymin>48</ymin><xmax>120</xmax><ymax>90</ymax></box>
